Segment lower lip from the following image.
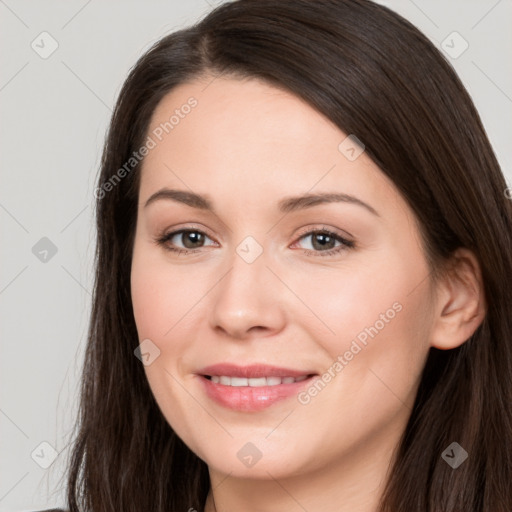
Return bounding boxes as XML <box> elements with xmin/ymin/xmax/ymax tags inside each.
<box><xmin>198</xmin><ymin>375</ymin><xmax>316</xmax><ymax>412</ymax></box>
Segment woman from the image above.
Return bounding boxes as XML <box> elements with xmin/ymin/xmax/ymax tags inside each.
<box><xmin>48</xmin><ymin>0</ymin><xmax>512</xmax><ymax>510</ymax></box>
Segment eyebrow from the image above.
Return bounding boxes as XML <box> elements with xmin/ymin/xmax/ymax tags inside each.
<box><xmin>144</xmin><ymin>188</ymin><xmax>380</xmax><ymax>217</ymax></box>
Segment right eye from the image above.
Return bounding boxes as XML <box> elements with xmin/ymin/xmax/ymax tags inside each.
<box><xmin>155</xmin><ymin>228</ymin><xmax>217</xmax><ymax>254</ymax></box>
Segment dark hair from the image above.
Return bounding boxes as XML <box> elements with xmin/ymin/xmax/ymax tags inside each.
<box><xmin>63</xmin><ymin>0</ymin><xmax>512</xmax><ymax>510</ymax></box>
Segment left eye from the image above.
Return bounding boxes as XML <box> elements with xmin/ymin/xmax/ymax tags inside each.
<box><xmin>292</xmin><ymin>229</ymin><xmax>354</xmax><ymax>254</ymax></box>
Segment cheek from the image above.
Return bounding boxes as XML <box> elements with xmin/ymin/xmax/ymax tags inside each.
<box><xmin>130</xmin><ymin>262</ymin><xmax>166</xmax><ymax>339</ymax></box>
<box><xmin>130</xmin><ymin>249</ymin><xmax>207</xmax><ymax>445</ymax></box>
<box><xmin>296</xmin><ymin>246</ymin><xmax>433</xmax><ymax>377</ymax></box>
<box><xmin>130</xmin><ymin>245</ymin><xmax>200</xmax><ymax>339</ymax></box>
<box><xmin>289</xmin><ymin>257</ymin><xmax>433</xmax><ymax>449</ymax></box>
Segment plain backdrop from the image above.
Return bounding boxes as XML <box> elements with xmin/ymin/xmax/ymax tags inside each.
<box><xmin>0</xmin><ymin>1</ymin><xmax>511</xmax><ymax>510</ymax></box>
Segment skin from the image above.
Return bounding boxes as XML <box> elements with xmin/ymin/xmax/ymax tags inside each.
<box><xmin>130</xmin><ymin>75</ymin><xmax>486</xmax><ymax>512</ymax></box>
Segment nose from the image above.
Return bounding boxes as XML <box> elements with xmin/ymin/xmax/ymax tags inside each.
<box><xmin>209</xmin><ymin>245</ymin><xmax>287</xmax><ymax>340</ymax></box>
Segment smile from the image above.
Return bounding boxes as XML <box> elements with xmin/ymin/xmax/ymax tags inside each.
<box><xmin>197</xmin><ymin>363</ymin><xmax>317</xmax><ymax>411</ymax></box>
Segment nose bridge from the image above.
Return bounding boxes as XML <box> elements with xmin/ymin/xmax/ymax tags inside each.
<box><xmin>209</xmin><ymin>234</ymin><xmax>285</xmax><ymax>338</ymax></box>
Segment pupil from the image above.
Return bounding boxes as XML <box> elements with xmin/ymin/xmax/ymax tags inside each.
<box><xmin>183</xmin><ymin>231</ymin><xmax>204</xmax><ymax>249</ymax></box>
<box><xmin>313</xmin><ymin>232</ymin><xmax>334</xmax><ymax>251</ymax></box>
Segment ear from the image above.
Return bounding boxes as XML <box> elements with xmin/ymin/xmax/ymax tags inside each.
<box><xmin>430</xmin><ymin>248</ymin><xmax>487</xmax><ymax>350</ymax></box>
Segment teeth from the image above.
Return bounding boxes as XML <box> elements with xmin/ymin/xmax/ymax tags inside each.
<box><xmin>266</xmin><ymin>376</ymin><xmax>282</xmax><ymax>386</ymax></box>
<box><xmin>248</xmin><ymin>377</ymin><xmax>267</xmax><ymax>387</ymax></box>
<box><xmin>208</xmin><ymin>375</ymin><xmax>309</xmax><ymax>387</ymax></box>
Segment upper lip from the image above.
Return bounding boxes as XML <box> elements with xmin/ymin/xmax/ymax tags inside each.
<box><xmin>198</xmin><ymin>363</ymin><xmax>316</xmax><ymax>379</ymax></box>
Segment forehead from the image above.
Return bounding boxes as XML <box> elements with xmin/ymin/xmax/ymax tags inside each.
<box><xmin>139</xmin><ymin>75</ymin><xmax>405</xmax><ymax>220</ymax></box>
<box><xmin>147</xmin><ymin>75</ymin><xmax>342</xmax><ymax>159</ymax></box>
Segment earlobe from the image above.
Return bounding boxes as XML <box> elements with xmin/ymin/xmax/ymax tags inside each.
<box><xmin>430</xmin><ymin>248</ymin><xmax>487</xmax><ymax>350</ymax></box>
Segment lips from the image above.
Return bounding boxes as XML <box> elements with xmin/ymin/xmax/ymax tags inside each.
<box><xmin>196</xmin><ymin>363</ymin><xmax>317</xmax><ymax>411</ymax></box>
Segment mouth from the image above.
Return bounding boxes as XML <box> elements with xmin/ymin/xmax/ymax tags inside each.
<box><xmin>196</xmin><ymin>363</ymin><xmax>318</xmax><ymax>411</ymax></box>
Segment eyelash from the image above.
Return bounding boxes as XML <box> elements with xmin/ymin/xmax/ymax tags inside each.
<box><xmin>154</xmin><ymin>225</ymin><xmax>355</xmax><ymax>258</ymax></box>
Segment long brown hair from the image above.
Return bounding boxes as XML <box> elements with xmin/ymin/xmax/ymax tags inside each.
<box><xmin>64</xmin><ymin>0</ymin><xmax>512</xmax><ymax>510</ymax></box>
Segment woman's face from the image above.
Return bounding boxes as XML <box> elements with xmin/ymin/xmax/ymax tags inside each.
<box><xmin>130</xmin><ymin>75</ymin><xmax>437</xmax><ymax>480</ymax></box>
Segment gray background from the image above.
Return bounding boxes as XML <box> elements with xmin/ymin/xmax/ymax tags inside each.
<box><xmin>0</xmin><ymin>1</ymin><xmax>510</xmax><ymax>510</ymax></box>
